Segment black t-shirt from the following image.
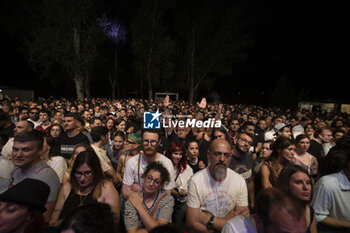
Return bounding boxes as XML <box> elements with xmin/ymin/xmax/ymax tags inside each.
<box><xmin>57</xmin><ymin>132</ymin><xmax>90</xmax><ymax>159</ymax></box>
<box><xmin>198</xmin><ymin>137</ymin><xmax>210</xmax><ymax>166</ymax></box>
<box><xmin>187</xmin><ymin>158</ymin><xmax>202</xmax><ymax>174</ymax></box>
<box><xmin>0</xmin><ymin>123</ymin><xmax>15</xmax><ymax>137</ymax></box>
<box><xmin>229</xmin><ymin>152</ymin><xmax>257</xmax><ymax>182</ymax></box>
<box><xmin>308</xmin><ymin>139</ymin><xmax>325</xmax><ymax>174</ymax></box>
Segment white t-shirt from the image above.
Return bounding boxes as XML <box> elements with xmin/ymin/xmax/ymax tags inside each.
<box><xmin>122</xmin><ymin>152</ymin><xmax>175</xmax><ymax>190</ymax></box>
<box><xmin>187</xmin><ymin>167</ymin><xmax>248</xmax><ymax>218</ymax></box>
<box><xmin>1</xmin><ymin>137</ymin><xmax>13</xmax><ymax>159</ymax></box>
<box><xmin>174</xmin><ymin>165</ymin><xmax>193</xmax><ymax>190</ymax></box>
<box><xmin>47</xmin><ymin>156</ymin><xmax>67</xmax><ymax>183</ymax></box>
<box><xmin>222</xmin><ymin>215</ymin><xmax>257</xmax><ymax>233</ymax></box>
<box><xmin>91</xmin><ymin>144</ymin><xmax>112</xmax><ymax>172</ymax></box>
<box><xmin>174</xmin><ymin>165</ymin><xmax>193</xmax><ymax>202</ymax></box>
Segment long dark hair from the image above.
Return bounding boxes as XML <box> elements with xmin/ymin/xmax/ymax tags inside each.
<box><xmin>276</xmin><ymin>164</ymin><xmax>313</xmax><ymax>204</ymax></box>
<box><xmin>70</xmin><ymin>150</ymin><xmax>104</xmax><ymax>199</ymax></box>
<box><xmin>45</xmin><ymin>136</ymin><xmax>60</xmax><ymax>159</ymax></box>
<box><xmin>269</xmin><ymin>136</ymin><xmax>295</xmax><ymax>162</ymax></box>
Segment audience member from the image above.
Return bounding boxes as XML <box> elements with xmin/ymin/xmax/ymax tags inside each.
<box><xmin>185</xmin><ymin>138</ymin><xmax>204</xmax><ymax>174</ymax></box>
<box><xmin>49</xmin><ymin>150</ymin><xmax>120</xmax><ymax>227</ymax></box>
<box><xmin>293</xmin><ymin>134</ymin><xmax>318</xmax><ymax>178</ymax></box>
<box><xmin>186</xmin><ymin>139</ymin><xmax>249</xmax><ymax>232</ymax></box>
<box><xmin>56</xmin><ymin>113</ymin><xmax>90</xmax><ymax>159</ymax></box>
<box><xmin>39</xmin><ymin>136</ymin><xmax>68</xmax><ymax>183</ymax></box>
<box><xmin>308</xmin><ymin>127</ymin><xmax>333</xmax><ymax>175</ymax></box>
<box><xmin>165</xmin><ymin>141</ymin><xmax>193</xmax><ymax>225</ymax></box>
<box><xmin>276</xmin><ymin>165</ymin><xmax>317</xmax><ymax>233</ymax></box>
<box><xmin>311</xmin><ymin>136</ymin><xmax>350</xmax><ymax>233</ymax></box>
<box><xmin>50</xmin><ymin>123</ymin><xmax>64</xmax><ymax>140</ymax></box>
<box><xmin>59</xmin><ymin>203</ymin><xmax>119</xmax><ymax>233</ymax></box>
<box><xmin>124</xmin><ymin>162</ymin><xmax>174</xmax><ymax>233</ymax></box>
<box><xmin>114</xmin><ymin>133</ymin><xmax>141</xmax><ymax>192</ymax></box>
<box><xmin>260</xmin><ymin>136</ymin><xmax>295</xmax><ymax>189</ymax></box>
<box><xmin>27</xmin><ymin>107</ymin><xmax>41</xmax><ymax>128</ymax></box>
<box><xmin>1</xmin><ymin>119</ymin><xmax>34</xmax><ymax>159</ymax></box>
<box><xmin>222</xmin><ymin>187</ymin><xmax>307</xmax><ymax>233</ymax></box>
<box><xmin>90</xmin><ymin>126</ymin><xmax>115</xmax><ymax>178</ymax></box>
<box><xmin>0</xmin><ymin>178</ymin><xmax>50</xmax><ymax>233</ymax></box>
<box><xmin>35</xmin><ymin>108</ymin><xmax>53</xmax><ymax>136</ymax></box>
<box><xmin>9</xmin><ymin>131</ymin><xmax>60</xmax><ymax>223</ymax></box>
<box><xmin>122</xmin><ymin>129</ymin><xmax>175</xmax><ymax>200</ymax></box>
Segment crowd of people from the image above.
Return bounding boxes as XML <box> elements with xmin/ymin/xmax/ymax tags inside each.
<box><xmin>0</xmin><ymin>95</ymin><xmax>350</xmax><ymax>233</ymax></box>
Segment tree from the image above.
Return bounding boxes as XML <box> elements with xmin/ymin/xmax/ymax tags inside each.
<box><xmin>98</xmin><ymin>14</ymin><xmax>127</xmax><ymax>99</ymax></box>
<box><xmin>173</xmin><ymin>0</ymin><xmax>254</xmax><ymax>102</ymax></box>
<box><xmin>131</xmin><ymin>0</ymin><xmax>175</xmax><ymax>100</ymax></box>
<box><xmin>24</xmin><ymin>0</ymin><xmax>103</xmax><ymax>99</ymax></box>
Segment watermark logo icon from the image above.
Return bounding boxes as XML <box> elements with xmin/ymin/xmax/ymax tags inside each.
<box><xmin>143</xmin><ymin>110</ymin><xmax>161</xmax><ymax>129</ymax></box>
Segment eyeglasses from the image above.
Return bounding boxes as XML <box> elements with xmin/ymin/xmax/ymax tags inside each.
<box><xmin>173</xmin><ymin>152</ymin><xmax>183</xmax><ymax>156</ymax></box>
<box><xmin>126</xmin><ymin>140</ymin><xmax>136</xmax><ymax>144</ymax></box>
<box><xmin>239</xmin><ymin>137</ymin><xmax>253</xmax><ymax>146</ymax></box>
<box><xmin>30</xmin><ymin>112</ymin><xmax>38</xmax><ymax>114</ymax></box>
<box><xmin>212</xmin><ymin>151</ymin><xmax>231</xmax><ymax>158</ymax></box>
<box><xmin>145</xmin><ymin>175</ymin><xmax>161</xmax><ymax>185</ymax></box>
<box><xmin>142</xmin><ymin>140</ymin><xmax>158</xmax><ymax>146</ymax></box>
<box><xmin>74</xmin><ymin>170</ymin><xmax>93</xmax><ymax>178</ymax></box>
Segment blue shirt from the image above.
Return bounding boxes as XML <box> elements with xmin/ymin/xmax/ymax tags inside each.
<box><xmin>311</xmin><ymin>170</ymin><xmax>350</xmax><ymax>230</ymax></box>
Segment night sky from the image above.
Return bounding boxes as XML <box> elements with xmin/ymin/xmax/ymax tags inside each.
<box><xmin>0</xmin><ymin>1</ymin><xmax>349</xmax><ymax>104</ymax></box>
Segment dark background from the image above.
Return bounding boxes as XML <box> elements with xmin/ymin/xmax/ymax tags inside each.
<box><xmin>0</xmin><ymin>0</ymin><xmax>349</xmax><ymax>105</ymax></box>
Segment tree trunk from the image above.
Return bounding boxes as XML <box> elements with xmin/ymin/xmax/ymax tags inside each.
<box><xmin>84</xmin><ymin>71</ymin><xmax>91</xmax><ymax>97</ymax></box>
<box><xmin>108</xmin><ymin>73</ymin><xmax>117</xmax><ymax>99</ymax></box>
<box><xmin>188</xmin><ymin>27</ymin><xmax>195</xmax><ymax>103</ymax></box>
<box><xmin>140</xmin><ymin>64</ymin><xmax>144</xmax><ymax>99</ymax></box>
<box><xmin>114</xmin><ymin>47</ymin><xmax>120</xmax><ymax>99</ymax></box>
<box><xmin>73</xmin><ymin>23</ymin><xmax>85</xmax><ymax>99</ymax></box>
<box><xmin>74</xmin><ymin>75</ymin><xmax>84</xmax><ymax>99</ymax></box>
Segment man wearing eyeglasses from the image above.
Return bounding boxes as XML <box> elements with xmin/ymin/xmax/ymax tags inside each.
<box><xmin>229</xmin><ymin>132</ymin><xmax>257</xmax><ymax>210</ymax></box>
<box><xmin>121</xmin><ymin>129</ymin><xmax>175</xmax><ymax>200</ymax></box>
<box><xmin>27</xmin><ymin>107</ymin><xmax>42</xmax><ymax>128</ymax></box>
<box><xmin>187</xmin><ymin>139</ymin><xmax>249</xmax><ymax>233</ymax></box>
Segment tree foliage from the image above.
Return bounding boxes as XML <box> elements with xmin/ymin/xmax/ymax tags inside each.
<box><xmin>24</xmin><ymin>0</ymin><xmax>104</xmax><ymax>99</ymax></box>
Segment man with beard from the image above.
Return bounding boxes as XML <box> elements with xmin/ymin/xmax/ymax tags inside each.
<box><xmin>186</xmin><ymin>139</ymin><xmax>249</xmax><ymax>233</ymax></box>
<box><xmin>56</xmin><ymin>112</ymin><xmax>90</xmax><ymax>159</ymax></box>
<box><xmin>229</xmin><ymin>132</ymin><xmax>257</xmax><ymax>209</ymax></box>
<box><xmin>1</xmin><ymin>120</ymin><xmax>34</xmax><ymax>159</ymax></box>
<box><xmin>121</xmin><ymin>128</ymin><xmax>175</xmax><ymax>200</ymax></box>
<box><xmin>27</xmin><ymin>107</ymin><xmax>42</xmax><ymax>128</ymax></box>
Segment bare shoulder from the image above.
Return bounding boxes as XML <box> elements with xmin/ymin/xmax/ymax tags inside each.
<box><xmin>60</xmin><ymin>182</ymin><xmax>72</xmax><ymax>199</ymax></box>
<box><xmin>101</xmin><ymin>180</ymin><xmax>118</xmax><ymax>193</ymax></box>
<box><xmin>260</xmin><ymin>163</ymin><xmax>270</xmax><ymax>174</ymax></box>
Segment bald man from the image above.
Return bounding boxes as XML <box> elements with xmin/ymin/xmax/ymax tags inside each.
<box><xmin>186</xmin><ymin>139</ymin><xmax>249</xmax><ymax>233</ymax></box>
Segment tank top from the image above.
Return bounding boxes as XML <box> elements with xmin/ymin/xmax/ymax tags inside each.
<box><xmin>59</xmin><ymin>187</ymin><xmax>98</xmax><ymax>220</ymax></box>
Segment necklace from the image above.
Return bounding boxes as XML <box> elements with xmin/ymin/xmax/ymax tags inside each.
<box><xmin>79</xmin><ymin>194</ymin><xmax>88</xmax><ymax>206</ymax></box>
<box><xmin>188</xmin><ymin>156</ymin><xmax>198</xmax><ymax>165</ymax></box>
<box><xmin>78</xmin><ymin>187</ymin><xmax>93</xmax><ymax>206</ymax></box>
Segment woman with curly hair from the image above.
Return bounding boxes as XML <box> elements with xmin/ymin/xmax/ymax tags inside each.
<box><xmin>124</xmin><ymin>162</ymin><xmax>174</xmax><ymax>233</ymax></box>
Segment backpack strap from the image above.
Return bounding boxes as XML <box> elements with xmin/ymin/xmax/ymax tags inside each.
<box><xmin>150</xmin><ymin>193</ymin><xmax>167</xmax><ymax>217</ymax></box>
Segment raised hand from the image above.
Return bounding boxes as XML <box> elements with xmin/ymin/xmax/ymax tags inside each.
<box><xmin>197</xmin><ymin>97</ymin><xmax>207</xmax><ymax>110</ymax></box>
<box><xmin>164</xmin><ymin>95</ymin><xmax>170</xmax><ymax>108</ymax></box>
